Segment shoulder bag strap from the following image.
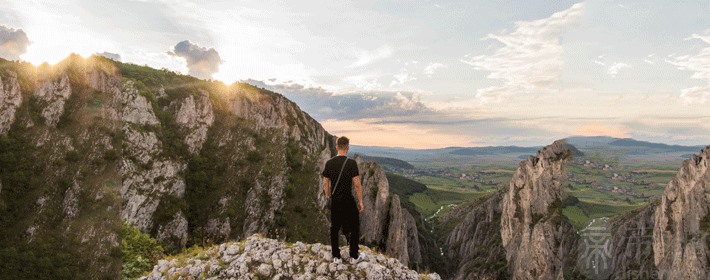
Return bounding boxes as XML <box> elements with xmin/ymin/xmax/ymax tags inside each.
<box><xmin>331</xmin><ymin>157</ymin><xmax>349</xmax><ymax>198</ymax></box>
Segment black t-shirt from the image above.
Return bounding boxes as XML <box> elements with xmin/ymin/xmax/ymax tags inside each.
<box><xmin>321</xmin><ymin>156</ymin><xmax>359</xmax><ymax>202</ymax></box>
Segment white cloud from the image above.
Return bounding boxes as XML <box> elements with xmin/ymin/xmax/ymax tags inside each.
<box><xmin>349</xmin><ymin>45</ymin><xmax>393</xmax><ymax>68</ymax></box>
<box><xmin>0</xmin><ymin>25</ymin><xmax>30</xmax><ymax>60</ymax></box>
<box><xmin>643</xmin><ymin>54</ymin><xmax>658</xmax><ymax>65</ymax></box>
<box><xmin>667</xmin><ymin>30</ymin><xmax>710</xmax><ymax>104</ymax></box>
<box><xmin>593</xmin><ymin>55</ymin><xmax>630</xmax><ymax>77</ymax></box>
<box><xmin>390</xmin><ymin>69</ymin><xmax>416</xmax><ymax>86</ymax></box>
<box><xmin>594</xmin><ymin>55</ymin><xmax>606</xmax><ymax>66</ymax></box>
<box><xmin>424</xmin><ymin>62</ymin><xmax>445</xmax><ymax>77</ymax></box>
<box><xmin>342</xmin><ymin>74</ymin><xmax>382</xmax><ymax>91</ymax></box>
<box><xmin>607</xmin><ymin>62</ymin><xmax>630</xmax><ymax>77</ymax></box>
<box><xmin>461</xmin><ymin>2</ymin><xmax>584</xmax><ymax>102</ymax></box>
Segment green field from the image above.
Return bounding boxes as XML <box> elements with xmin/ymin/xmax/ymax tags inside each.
<box><xmin>408</xmin><ymin>186</ymin><xmax>488</xmax><ymax>217</ymax></box>
<box><xmin>562</xmin><ymin>200</ymin><xmax>643</xmax><ymax>229</ymax></box>
<box><xmin>385</xmin><ymin>150</ymin><xmax>683</xmax><ymax>229</ymax></box>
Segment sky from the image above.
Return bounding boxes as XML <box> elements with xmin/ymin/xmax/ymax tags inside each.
<box><xmin>0</xmin><ymin>0</ymin><xmax>709</xmax><ymax>148</ymax></box>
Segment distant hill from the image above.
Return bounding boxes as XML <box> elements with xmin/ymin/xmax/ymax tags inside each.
<box><xmin>449</xmin><ymin>146</ymin><xmax>538</xmax><ymax>156</ymax></box>
<box><xmin>351</xmin><ymin>137</ymin><xmax>704</xmax><ymax>163</ymax></box>
<box><xmin>608</xmin><ymin>138</ymin><xmax>702</xmax><ymax>152</ymax></box>
<box><xmin>357</xmin><ymin>155</ymin><xmax>414</xmax><ymax>170</ymax></box>
<box><xmin>386</xmin><ymin>173</ymin><xmax>427</xmax><ymax>197</ymax></box>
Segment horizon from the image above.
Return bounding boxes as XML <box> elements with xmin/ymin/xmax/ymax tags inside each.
<box><xmin>1</xmin><ymin>1</ymin><xmax>709</xmax><ymax>148</ymax></box>
<box><xmin>349</xmin><ymin>135</ymin><xmax>707</xmax><ymax>150</ymax></box>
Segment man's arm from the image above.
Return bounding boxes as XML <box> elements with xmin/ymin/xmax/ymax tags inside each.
<box><xmin>323</xmin><ymin>177</ymin><xmax>330</xmax><ymax>198</ymax></box>
<box><xmin>353</xmin><ymin>176</ymin><xmax>364</xmax><ymax>212</ymax></box>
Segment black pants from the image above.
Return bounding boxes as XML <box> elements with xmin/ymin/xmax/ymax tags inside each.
<box><xmin>330</xmin><ymin>197</ymin><xmax>360</xmax><ymax>259</ymax></box>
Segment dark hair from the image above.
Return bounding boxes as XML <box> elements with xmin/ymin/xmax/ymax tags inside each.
<box><xmin>336</xmin><ymin>136</ymin><xmax>350</xmax><ymax>150</ymax></box>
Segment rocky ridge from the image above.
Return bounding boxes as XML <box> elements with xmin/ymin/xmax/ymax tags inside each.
<box><xmin>500</xmin><ymin>140</ymin><xmax>579</xmax><ymax>279</ymax></box>
<box><xmin>0</xmin><ymin>70</ymin><xmax>22</xmax><ymax>134</ymax></box>
<box><xmin>0</xmin><ymin>56</ymin><xmax>430</xmax><ymax>279</ymax></box>
<box><xmin>653</xmin><ymin>146</ymin><xmax>709</xmax><ymax>279</ymax></box>
<box><xmin>142</xmin><ymin>234</ymin><xmax>440</xmax><ymax>280</ymax></box>
<box><xmin>605</xmin><ymin>205</ymin><xmax>658</xmax><ymax>279</ymax></box>
<box><xmin>441</xmin><ymin>191</ymin><xmax>507</xmax><ymax>280</ymax></box>
<box><xmin>356</xmin><ymin>156</ymin><xmax>422</xmax><ymax>267</ymax></box>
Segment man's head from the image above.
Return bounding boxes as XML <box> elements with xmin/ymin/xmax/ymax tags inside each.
<box><xmin>336</xmin><ymin>136</ymin><xmax>350</xmax><ymax>153</ymax></box>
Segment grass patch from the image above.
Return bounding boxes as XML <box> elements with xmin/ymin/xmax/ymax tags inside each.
<box><xmin>409</xmin><ymin>187</ymin><xmax>487</xmax><ymax>217</ymax></box>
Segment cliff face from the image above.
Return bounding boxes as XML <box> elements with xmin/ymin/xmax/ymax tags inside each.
<box><xmin>0</xmin><ymin>56</ymin><xmax>428</xmax><ymax>278</ymax></box>
<box><xmin>441</xmin><ymin>191</ymin><xmax>508</xmax><ymax>280</ymax></box>
<box><xmin>606</xmin><ymin>205</ymin><xmax>657</xmax><ymax>279</ymax></box>
<box><xmin>356</xmin><ymin>156</ymin><xmax>422</xmax><ymax>267</ymax></box>
<box><xmin>0</xmin><ymin>56</ymin><xmax>340</xmax><ymax>278</ymax></box>
<box><xmin>0</xmin><ymin>70</ymin><xmax>22</xmax><ymax>134</ymax></box>
<box><xmin>653</xmin><ymin>146</ymin><xmax>710</xmax><ymax>280</ymax></box>
<box><xmin>500</xmin><ymin>140</ymin><xmax>580</xmax><ymax>279</ymax></box>
<box><xmin>0</xmin><ymin>57</ymin><xmax>123</xmax><ymax>279</ymax></box>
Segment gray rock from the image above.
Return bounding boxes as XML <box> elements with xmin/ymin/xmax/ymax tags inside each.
<box><xmin>653</xmin><ymin>146</ymin><xmax>710</xmax><ymax>280</ymax></box>
<box><xmin>500</xmin><ymin>140</ymin><xmax>579</xmax><ymax>279</ymax></box>
<box><xmin>0</xmin><ymin>71</ymin><xmax>22</xmax><ymax>134</ymax></box>
<box><xmin>33</xmin><ymin>75</ymin><xmax>71</xmax><ymax>126</ymax></box>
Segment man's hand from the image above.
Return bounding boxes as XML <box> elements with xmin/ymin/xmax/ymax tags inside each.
<box><xmin>358</xmin><ymin>201</ymin><xmax>364</xmax><ymax>213</ymax></box>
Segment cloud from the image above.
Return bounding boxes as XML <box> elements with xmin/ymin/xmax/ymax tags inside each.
<box><xmin>594</xmin><ymin>55</ymin><xmax>606</xmax><ymax>66</ymax></box>
<box><xmin>390</xmin><ymin>70</ymin><xmax>416</xmax><ymax>86</ymax></box>
<box><xmin>424</xmin><ymin>62</ymin><xmax>445</xmax><ymax>77</ymax></box>
<box><xmin>461</xmin><ymin>3</ymin><xmax>584</xmax><ymax>102</ymax></box>
<box><xmin>95</xmin><ymin>51</ymin><xmax>122</xmax><ymax>62</ymax></box>
<box><xmin>667</xmin><ymin>30</ymin><xmax>710</xmax><ymax>104</ymax></box>
<box><xmin>592</xmin><ymin>55</ymin><xmax>630</xmax><ymax>77</ymax></box>
<box><xmin>248</xmin><ymin>79</ymin><xmax>428</xmax><ymax>121</ymax></box>
<box><xmin>607</xmin><ymin>62</ymin><xmax>630</xmax><ymax>77</ymax></box>
<box><xmin>349</xmin><ymin>45</ymin><xmax>393</xmax><ymax>68</ymax></box>
<box><xmin>643</xmin><ymin>54</ymin><xmax>658</xmax><ymax>65</ymax></box>
<box><xmin>168</xmin><ymin>40</ymin><xmax>222</xmax><ymax>80</ymax></box>
<box><xmin>0</xmin><ymin>25</ymin><xmax>30</xmax><ymax>60</ymax></box>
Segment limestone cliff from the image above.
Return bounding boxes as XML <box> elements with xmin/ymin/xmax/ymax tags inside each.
<box><xmin>0</xmin><ymin>70</ymin><xmax>22</xmax><ymax>134</ymax></box>
<box><xmin>0</xmin><ymin>55</ymin><xmax>431</xmax><ymax>279</ymax></box>
<box><xmin>0</xmin><ymin>55</ymin><xmax>339</xmax><ymax>278</ymax></box>
<box><xmin>440</xmin><ymin>191</ymin><xmax>508</xmax><ymax>280</ymax></box>
<box><xmin>606</xmin><ymin>205</ymin><xmax>658</xmax><ymax>279</ymax></box>
<box><xmin>0</xmin><ymin>56</ymin><xmax>123</xmax><ymax>279</ymax></box>
<box><xmin>653</xmin><ymin>146</ymin><xmax>710</xmax><ymax>280</ymax></box>
<box><xmin>500</xmin><ymin>140</ymin><xmax>580</xmax><ymax>279</ymax></box>
<box><xmin>356</xmin><ymin>156</ymin><xmax>422</xmax><ymax>268</ymax></box>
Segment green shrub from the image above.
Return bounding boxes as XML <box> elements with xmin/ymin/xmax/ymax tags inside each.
<box><xmin>122</xmin><ymin>223</ymin><xmax>165</xmax><ymax>279</ymax></box>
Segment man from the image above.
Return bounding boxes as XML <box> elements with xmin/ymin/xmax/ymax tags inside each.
<box><xmin>321</xmin><ymin>136</ymin><xmax>365</xmax><ymax>263</ymax></box>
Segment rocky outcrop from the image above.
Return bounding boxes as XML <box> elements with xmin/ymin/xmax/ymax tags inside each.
<box><xmin>0</xmin><ymin>71</ymin><xmax>22</xmax><ymax>134</ymax></box>
<box><xmin>653</xmin><ymin>146</ymin><xmax>710</xmax><ymax>280</ymax></box>
<box><xmin>500</xmin><ymin>140</ymin><xmax>579</xmax><ymax>279</ymax></box>
<box><xmin>386</xmin><ymin>195</ymin><xmax>409</xmax><ymax>265</ymax></box>
<box><xmin>33</xmin><ymin>75</ymin><xmax>71</xmax><ymax>126</ymax></box>
<box><xmin>142</xmin><ymin>234</ymin><xmax>441</xmax><ymax>280</ymax></box>
<box><xmin>175</xmin><ymin>90</ymin><xmax>214</xmax><ymax>154</ymax></box>
<box><xmin>230</xmin><ymin>85</ymin><xmax>327</xmax><ymax>150</ymax></box>
<box><xmin>442</xmin><ymin>191</ymin><xmax>508</xmax><ymax>280</ymax></box>
<box><xmin>404</xmin><ymin>210</ymin><xmax>423</xmax><ymax>266</ymax></box>
<box><xmin>118</xmin><ymin>80</ymin><xmax>160</xmax><ymax>125</ymax></box>
<box><xmin>355</xmin><ymin>156</ymin><xmax>422</xmax><ymax>267</ymax></box>
<box><xmin>357</xmin><ymin>157</ymin><xmax>391</xmax><ymax>244</ymax></box>
<box><xmin>605</xmin><ymin>205</ymin><xmax>658</xmax><ymax>279</ymax></box>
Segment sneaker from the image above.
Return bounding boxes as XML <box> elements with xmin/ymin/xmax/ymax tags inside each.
<box><xmin>350</xmin><ymin>252</ymin><xmax>366</xmax><ymax>264</ymax></box>
<box><xmin>333</xmin><ymin>257</ymin><xmax>342</xmax><ymax>264</ymax></box>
